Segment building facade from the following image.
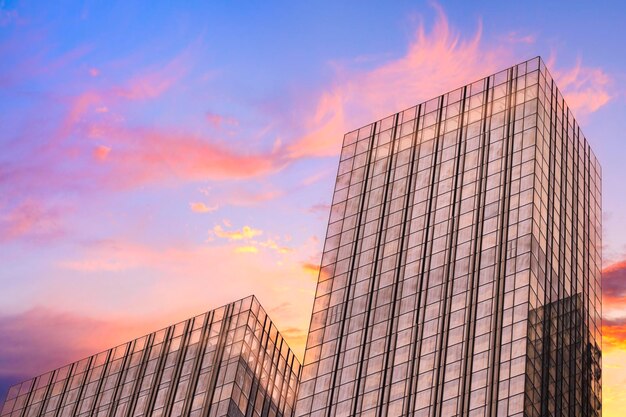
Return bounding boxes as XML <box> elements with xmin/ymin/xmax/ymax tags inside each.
<box><xmin>1</xmin><ymin>296</ymin><xmax>301</xmax><ymax>417</ymax></box>
<box><xmin>295</xmin><ymin>57</ymin><xmax>602</xmax><ymax>417</ymax></box>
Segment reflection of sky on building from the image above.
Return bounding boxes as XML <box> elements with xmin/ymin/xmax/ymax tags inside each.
<box><xmin>527</xmin><ymin>294</ymin><xmax>601</xmax><ymax>417</ymax></box>
<box><xmin>296</xmin><ymin>57</ymin><xmax>601</xmax><ymax>417</ymax></box>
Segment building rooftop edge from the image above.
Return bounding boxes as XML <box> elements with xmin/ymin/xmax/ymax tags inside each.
<box><xmin>340</xmin><ymin>55</ymin><xmax>601</xmax><ymax>170</ymax></box>
<box><xmin>5</xmin><ymin>293</ymin><xmax>300</xmax><ymax>393</ymax></box>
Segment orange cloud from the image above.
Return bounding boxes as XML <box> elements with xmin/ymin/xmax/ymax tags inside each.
<box><xmin>212</xmin><ymin>225</ymin><xmax>263</xmax><ymax>241</ymax></box>
<box><xmin>189</xmin><ymin>202</ymin><xmax>218</xmax><ymax>213</ymax></box>
<box><xmin>603</xmin><ymin>318</ymin><xmax>626</xmax><ymax>351</ymax></box>
<box><xmin>276</xmin><ymin>326</ymin><xmax>308</xmax><ymax>352</ymax></box>
<box><xmin>302</xmin><ymin>262</ymin><xmax>320</xmax><ymax>276</ymax></box>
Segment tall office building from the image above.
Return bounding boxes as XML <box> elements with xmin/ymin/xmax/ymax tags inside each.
<box><xmin>1</xmin><ymin>296</ymin><xmax>301</xmax><ymax>417</ymax></box>
<box><xmin>295</xmin><ymin>57</ymin><xmax>601</xmax><ymax>417</ymax></box>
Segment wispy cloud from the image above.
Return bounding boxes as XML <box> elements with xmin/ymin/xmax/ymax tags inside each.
<box><xmin>503</xmin><ymin>31</ymin><xmax>536</xmax><ymax>44</ymax></box>
<box><xmin>284</xmin><ymin>5</ymin><xmax>612</xmax><ymax>160</ymax></box>
<box><xmin>286</xmin><ymin>4</ymin><xmax>509</xmax><ymax>158</ymax></box>
<box><xmin>552</xmin><ymin>58</ymin><xmax>612</xmax><ymax>117</ymax></box>
<box><xmin>85</xmin><ymin>124</ymin><xmax>287</xmax><ymax>187</ymax></box>
<box><xmin>0</xmin><ymin>200</ymin><xmax>65</xmax><ymax>243</ymax></box>
<box><xmin>57</xmin><ymin>48</ymin><xmax>190</xmax><ymax>141</ymax></box>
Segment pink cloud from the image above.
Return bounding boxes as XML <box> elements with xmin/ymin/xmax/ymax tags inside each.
<box><xmin>287</xmin><ymin>5</ymin><xmax>509</xmax><ymax>158</ymax></box>
<box><xmin>58</xmin><ymin>48</ymin><xmax>189</xmax><ymax>142</ymax></box>
<box><xmin>2</xmin><ymin>4</ymin><xmax>614</xmax><ymax>251</ymax></box>
<box><xmin>285</xmin><ymin>6</ymin><xmax>613</xmax><ymax>160</ymax></box>
<box><xmin>551</xmin><ymin>59</ymin><xmax>612</xmax><ymax>116</ymax></box>
<box><xmin>0</xmin><ymin>200</ymin><xmax>65</xmax><ymax>243</ymax></box>
<box><xmin>113</xmin><ymin>59</ymin><xmax>184</xmax><ymax>101</ymax></box>
<box><xmin>93</xmin><ymin>145</ymin><xmax>111</xmax><ymax>161</ymax></box>
<box><xmin>86</xmin><ymin>124</ymin><xmax>287</xmax><ymax>186</ymax></box>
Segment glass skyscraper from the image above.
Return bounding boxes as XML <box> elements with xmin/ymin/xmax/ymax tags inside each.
<box><xmin>295</xmin><ymin>57</ymin><xmax>601</xmax><ymax>417</ymax></box>
<box><xmin>1</xmin><ymin>296</ymin><xmax>301</xmax><ymax>417</ymax></box>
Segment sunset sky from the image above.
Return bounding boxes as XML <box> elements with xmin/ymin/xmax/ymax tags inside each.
<box><xmin>1</xmin><ymin>1</ymin><xmax>626</xmax><ymax>415</ymax></box>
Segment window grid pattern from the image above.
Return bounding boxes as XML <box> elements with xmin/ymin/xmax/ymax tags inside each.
<box><xmin>524</xmin><ymin>59</ymin><xmax>602</xmax><ymax>417</ymax></box>
<box><xmin>295</xmin><ymin>57</ymin><xmax>601</xmax><ymax>417</ymax></box>
<box><xmin>1</xmin><ymin>296</ymin><xmax>302</xmax><ymax>417</ymax></box>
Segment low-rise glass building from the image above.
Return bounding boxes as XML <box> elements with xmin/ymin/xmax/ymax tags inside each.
<box><xmin>1</xmin><ymin>296</ymin><xmax>301</xmax><ymax>417</ymax></box>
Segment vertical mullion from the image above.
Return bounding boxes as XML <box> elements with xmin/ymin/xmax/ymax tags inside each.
<box><xmin>324</xmin><ymin>122</ymin><xmax>377</xmax><ymax>417</ymax></box>
<box><xmin>352</xmin><ymin>114</ymin><xmax>399</xmax><ymax>416</ymax></box>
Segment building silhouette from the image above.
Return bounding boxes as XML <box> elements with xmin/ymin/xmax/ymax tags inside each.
<box><xmin>294</xmin><ymin>57</ymin><xmax>601</xmax><ymax>417</ymax></box>
<box><xmin>1</xmin><ymin>57</ymin><xmax>602</xmax><ymax>417</ymax></box>
<box><xmin>0</xmin><ymin>296</ymin><xmax>301</xmax><ymax>417</ymax></box>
